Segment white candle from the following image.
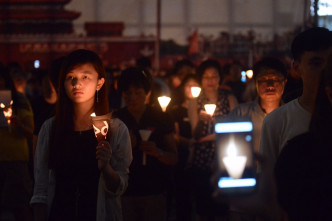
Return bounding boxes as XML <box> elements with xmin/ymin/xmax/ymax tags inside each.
<box><xmin>191</xmin><ymin>86</ymin><xmax>201</xmax><ymax>98</ymax></box>
<box><xmin>139</xmin><ymin>129</ymin><xmax>152</xmax><ymax>166</ymax></box>
<box><xmin>158</xmin><ymin>96</ymin><xmax>171</xmax><ymax>112</ymax></box>
<box><xmin>204</xmin><ymin>104</ymin><xmax>216</xmax><ymax>116</ymax></box>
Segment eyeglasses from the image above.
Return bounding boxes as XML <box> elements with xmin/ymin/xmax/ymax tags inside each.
<box><xmin>257</xmin><ymin>78</ymin><xmax>284</xmax><ymax>86</ymax></box>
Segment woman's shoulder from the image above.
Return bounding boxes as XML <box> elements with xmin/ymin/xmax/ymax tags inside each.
<box><xmin>110</xmin><ymin>117</ymin><xmax>128</xmax><ymax>132</ymax></box>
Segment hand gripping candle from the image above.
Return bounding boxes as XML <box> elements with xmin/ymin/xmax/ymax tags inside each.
<box><xmin>139</xmin><ymin>129</ymin><xmax>152</xmax><ymax>166</ymax></box>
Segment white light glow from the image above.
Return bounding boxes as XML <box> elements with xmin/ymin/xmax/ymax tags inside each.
<box><xmin>158</xmin><ymin>96</ymin><xmax>171</xmax><ymax>112</ymax></box>
<box><xmin>246</xmin><ymin>70</ymin><xmax>253</xmax><ymax>79</ymax></box>
<box><xmin>218</xmin><ymin>177</ymin><xmax>256</xmax><ymax>188</ymax></box>
<box><xmin>222</xmin><ymin>139</ymin><xmax>247</xmax><ymax>179</ymax></box>
<box><xmin>204</xmin><ymin>104</ymin><xmax>216</xmax><ymax>116</ymax></box>
<box><xmin>215</xmin><ymin>122</ymin><xmax>253</xmax><ymax>133</ymax></box>
<box><xmin>191</xmin><ymin>87</ymin><xmax>201</xmax><ymax>98</ymax></box>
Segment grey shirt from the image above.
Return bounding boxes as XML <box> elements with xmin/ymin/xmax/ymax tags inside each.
<box><xmin>226</xmin><ymin>99</ymin><xmax>266</xmax><ymax>153</ymax></box>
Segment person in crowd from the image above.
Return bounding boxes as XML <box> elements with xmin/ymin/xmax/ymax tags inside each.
<box><xmin>188</xmin><ymin>59</ymin><xmax>237</xmax><ymax>220</ymax></box>
<box><xmin>32</xmin><ymin>57</ymin><xmax>64</xmax><ymax>156</ymax></box>
<box><xmin>227</xmin><ymin>57</ymin><xmax>288</xmax><ymax>153</ymax></box>
<box><xmin>0</xmin><ymin>65</ymin><xmax>34</xmax><ymax>221</ymax></box>
<box><xmin>275</xmin><ymin>55</ymin><xmax>332</xmax><ymax>221</ymax></box>
<box><xmin>11</xmin><ymin>69</ymin><xmax>29</xmax><ymax>96</ymax></box>
<box><xmin>30</xmin><ymin>49</ymin><xmax>132</xmax><ymax>221</ymax></box>
<box><xmin>222</xmin><ymin>61</ymin><xmax>246</xmax><ymax>103</ymax></box>
<box><xmin>168</xmin><ymin>59</ymin><xmax>196</xmax><ymax>108</ymax></box>
<box><xmin>169</xmin><ymin>74</ymin><xmax>200</xmax><ymax>221</ymax></box>
<box><xmin>259</xmin><ymin>27</ymin><xmax>332</xmax><ymax>166</ymax></box>
<box><xmin>113</xmin><ymin>67</ymin><xmax>177</xmax><ymax>221</ymax></box>
<box><xmin>136</xmin><ymin>56</ymin><xmax>171</xmax><ymax>109</ymax></box>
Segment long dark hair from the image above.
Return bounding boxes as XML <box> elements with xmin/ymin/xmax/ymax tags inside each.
<box><xmin>49</xmin><ymin>49</ymin><xmax>109</xmax><ymax>168</ymax></box>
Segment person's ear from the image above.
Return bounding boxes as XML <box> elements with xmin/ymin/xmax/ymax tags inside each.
<box><xmin>291</xmin><ymin>60</ymin><xmax>301</xmax><ymax>78</ymax></box>
<box><xmin>97</xmin><ymin>78</ymin><xmax>105</xmax><ymax>91</ymax></box>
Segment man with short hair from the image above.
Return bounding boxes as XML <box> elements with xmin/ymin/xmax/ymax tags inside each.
<box><xmin>259</xmin><ymin>27</ymin><xmax>332</xmax><ymax>166</ymax></box>
<box><xmin>227</xmin><ymin>57</ymin><xmax>287</xmax><ymax>153</ymax></box>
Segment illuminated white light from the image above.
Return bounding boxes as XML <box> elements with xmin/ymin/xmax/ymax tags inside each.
<box><xmin>222</xmin><ymin>139</ymin><xmax>247</xmax><ymax>179</ymax></box>
<box><xmin>90</xmin><ymin>112</ymin><xmax>111</xmax><ymax>141</ymax></box>
<box><xmin>191</xmin><ymin>87</ymin><xmax>201</xmax><ymax>98</ymax></box>
<box><xmin>204</xmin><ymin>104</ymin><xmax>216</xmax><ymax>116</ymax></box>
<box><xmin>34</xmin><ymin>60</ymin><xmax>40</xmax><ymax>69</ymax></box>
<box><xmin>215</xmin><ymin>122</ymin><xmax>253</xmax><ymax>133</ymax></box>
<box><xmin>218</xmin><ymin>177</ymin><xmax>256</xmax><ymax>188</ymax></box>
<box><xmin>246</xmin><ymin>70</ymin><xmax>253</xmax><ymax>79</ymax></box>
<box><xmin>158</xmin><ymin>96</ymin><xmax>171</xmax><ymax>112</ymax></box>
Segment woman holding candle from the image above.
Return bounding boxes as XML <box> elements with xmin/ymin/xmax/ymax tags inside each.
<box><xmin>31</xmin><ymin>49</ymin><xmax>132</xmax><ymax>221</ymax></box>
<box><xmin>169</xmin><ymin>74</ymin><xmax>200</xmax><ymax>221</ymax></box>
<box><xmin>0</xmin><ymin>65</ymin><xmax>34</xmax><ymax>221</ymax></box>
<box><xmin>188</xmin><ymin>59</ymin><xmax>237</xmax><ymax>220</ymax></box>
<box><xmin>113</xmin><ymin>67</ymin><xmax>177</xmax><ymax>221</ymax></box>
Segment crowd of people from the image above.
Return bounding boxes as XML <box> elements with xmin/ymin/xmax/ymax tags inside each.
<box><xmin>0</xmin><ymin>26</ymin><xmax>331</xmax><ymax>221</ymax></box>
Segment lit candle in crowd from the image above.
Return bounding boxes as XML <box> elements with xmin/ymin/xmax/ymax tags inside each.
<box><xmin>191</xmin><ymin>86</ymin><xmax>201</xmax><ymax>98</ymax></box>
<box><xmin>139</xmin><ymin>129</ymin><xmax>152</xmax><ymax>166</ymax></box>
<box><xmin>90</xmin><ymin>112</ymin><xmax>111</xmax><ymax>141</ymax></box>
<box><xmin>1</xmin><ymin>100</ymin><xmax>13</xmax><ymax>124</ymax></box>
<box><xmin>246</xmin><ymin>70</ymin><xmax>253</xmax><ymax>79</ymax></box>
<box><xmin>204</xmin><ymin>104</ymin><xmax>216</xmax><ymax>116</ymax></box>
<box><xmin>158</xmin><ymin>96</ymin><xmax>171</xmax><ymax>112</ymax></box>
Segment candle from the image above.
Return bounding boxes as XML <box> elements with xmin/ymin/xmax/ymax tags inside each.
<box><xmin>222</xmin><ymin>139</ymin><xmax>247</xmax><ymax>179</ymax></box>
<box><xmin>90</xmin><ymin>112</ymin><xmax>111</xmax><ymax>142</ymax></box>
<box><xmin>158</xmin><ymin>96</ymin><xmax>171</xmax><ymax>112</ymax></box>
<box><xmin>246</xmin><ymin>70</ymin><xmax>253</xmax><ymax>79</ymax></box>
<box><xmin>1</xmin><ymin>100</ymin><xmax>13</xmax><ymax>124</ymax></box>
<box><xmin>139</xmin><ymin>129</ymin><xmax>152</xmax><ymax>166</ymax></box>
<box><xmin>191</xmin><ymin>86</ymin><xmax>201</xmax><ymax>98</ymax></box>
<box><xmin>204</xmin><ymin>104</ymin><xmax>216</xmax><ymax>116</ymax></box>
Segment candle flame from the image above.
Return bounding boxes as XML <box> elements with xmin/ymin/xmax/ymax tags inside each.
<box><xmin>158</xmin><ymin>96</ymin><xmax>171</xmax><ymax>112</ymax></box>
<box><xmin>191</xmin><ymin>87</ymin><xmax>201</xmax><ymax>98</ymax></box>
<box><xmin>204</xmin><ymin>104</ymin><xmax>216</xmax><ymax>116</ymax></box>
<box><xmin>0</xmin><ymin>103</ymin><xmax>4</xmax><ymax>108</ymax></box>
<box><xmin>246</xmin><ymin>70</ymin><xmax>253</xmax><ymax>79</ymax></box>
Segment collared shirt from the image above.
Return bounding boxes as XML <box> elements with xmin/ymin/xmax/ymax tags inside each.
<box><xmin>226</xmin><ymin>99</ymin><xmax>266</xmax><ymax>153</ymax></box>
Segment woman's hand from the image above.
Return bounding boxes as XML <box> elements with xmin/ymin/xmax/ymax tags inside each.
<box><xmin>96</xmin><ymin>141</ymin><xmax>112</xmax><ymax>170</ymax></box>
<box><xmin>199</xmin><ymin>110</ymin><xmax>212</xmax><ymax>123</ymax></box>
<box><xmin>140</xmin><ymin>141</ymin><xmax>162</xmax><ymax>158</ymax></box>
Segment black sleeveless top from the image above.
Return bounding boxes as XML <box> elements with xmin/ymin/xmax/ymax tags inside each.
<box><xmin>50</xmin><ymin>129</ymin><xmax>100</xmax><ymax>221</ymax></box>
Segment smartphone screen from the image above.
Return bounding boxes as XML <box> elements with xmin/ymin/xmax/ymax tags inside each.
<box><xmin>215</xmin><ymin>121</ymin><xmax>256</xmax><ymax>194</ymax></box>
